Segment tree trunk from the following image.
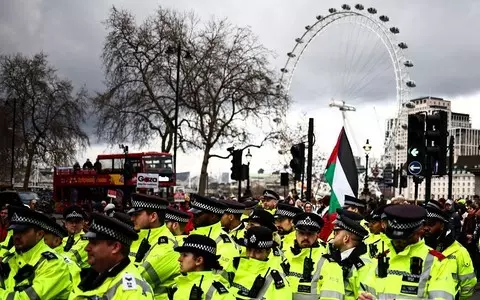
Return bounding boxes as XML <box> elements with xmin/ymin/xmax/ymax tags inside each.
<box><xmin>23</xmin><ymin>150</ymin><xmax>34</xmax><ymax>189</ymax></box>
<box><xmin>197</xmin><ymin>145</ymin><xmax>212</xmax><ymax>196</ymax></box>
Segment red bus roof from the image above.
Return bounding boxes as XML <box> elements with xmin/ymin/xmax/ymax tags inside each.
<box><xmin>96</xmin><ymin>152</ymin><xmax>171</xmax><ymax>159</ymax></box>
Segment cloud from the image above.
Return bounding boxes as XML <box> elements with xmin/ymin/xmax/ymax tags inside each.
<box><xmin>1</xmin><ymin>0</ymin><xmax>480</xmax><ymax>175</ymax></box>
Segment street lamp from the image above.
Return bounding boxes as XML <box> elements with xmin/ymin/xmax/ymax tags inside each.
<box><xmin>245</xmin><ymin>149</ymin><xmax>252</xmax><ymax>195</ymax></box>
<box><xmin>363</xmin><ymin>139</ymin><xmax>372</xmax><ymax>195</ymax></box>
<box><xmin>4</xmin><ymin>98</ymin><xmax>17</xmax><ymax>188</ymax></box>
<box><xmin>166</xmin><ymin>43</ymin><xmax>192</xmax><ymax>176</ymax></box>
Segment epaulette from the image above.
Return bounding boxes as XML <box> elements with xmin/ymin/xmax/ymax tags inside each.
<box><xmin>212</xmin><ymin>281</ymin><xmax>228</xmax><ymax>294</ymax></box>
<box><xmin>233</xmin><ymin>256</ymin><xmax>240</xmax><ymax>269</ymax></box>
<box><xmin>41</xmin><ymin>251</ymin><xmax>58</xmax><ymax>260</ymax></box>
<box><xmin>270</xmin><ymin>270</ymin><xmax>285</xmax><ymax>289</ymax></box>
<box><xmin>158</xmin><ymin>236</ymin><xmax>169</xmax><ymax>244</ymax></box>
<box><xmin>273</xmin><ymin>247</ymin><xmax>281</xmax><ymax>256</ymax></box>
<box><xmin>220</xmin><ymin>234</ymin><xmax>231</xmax><ymax>243</ymax></box>
<box><xmin>322</xmin><ymin>254</ymin><xmax>338</xmax><ymax>263</ymax></box>
<box><xmin>429</xmin><ymin>249</ymin><xmax>446</xmax><ymax>261</ymax></box>
<box><xmin>353</xmin><ymin>257</ymin><xmax>365</xmax><ymax>270</ymax></box>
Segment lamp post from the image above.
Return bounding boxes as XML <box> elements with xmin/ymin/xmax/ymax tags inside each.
<box><xmin>363</xmin><ymin>139</ymin><xmax>372</xmax><ymax>196</ymax></box>
<box><xmin>245</xmin><ymin>149</ymin><xmax>252</xmax><ymax>195</ymax></box>
<box><xmin>8</xmin><ymin>98</ymin><xmax>17</xmax><ymax>188</ymax></box>
<box><xmin>166</xmin><ymin>43</ymin><xmax>192</xmax><ymax>176</ymax></box>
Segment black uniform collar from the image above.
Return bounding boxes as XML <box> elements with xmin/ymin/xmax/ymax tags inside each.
<box><xmin>78</xmin><ymin>258</ymin><xmax>130</xmax><ymax>291</ymax></box>
<box><xmin>425</xmin><ymin>229</ymin><xmax>455</xmax><ymax>252</ymax></box>
<box><xmin>340</xmin><ymin>243</ymin><xmax>367</xmax><ymax>266</ymax></box>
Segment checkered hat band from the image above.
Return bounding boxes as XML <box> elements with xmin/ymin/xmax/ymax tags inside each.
<box><xmin>66</xmin><ymin>211</ymin><xmax>84</xmax><ymax>219</ymax></box>
<box><xmin>191</xmin><ymin>200</ymin><xmax>225</xmax><ymax>214</ymax></box>
<box><xmin>165</xmin><ymin>213</ymin><xmax>189</xmax><ymax>223</ymax></box>
<box><xmin>334</xmin><ymin>220</ymin><xmax>364</xmax><ymax>238</ymax></box>
<box><xmin>244</xmin><ymin>239</ymin><xmax>273</xmax><ymax>249</ymax></box>
<box><xmin>387</xmin><ymin>219</ymin><xmax>424</xmax><ymax>231</ymax></box>
<box><xmin>427</xmin><ymin>202</ymin><xmax>442</xmax><ymax>211</ymax></box>
<box><xmin>264</xmin><ymin>192</ymin><xmax>277</xmax><ymax>200</ymax></box>
<box><xmin>226</xmin><ymin>208</ymin><xmax>244</xmax><ymax>214</ymax></box>
<box><xmin>275</xmin><ymin>209</ymin><xmax>296</xmax><ymax>218</ymax></box>
<box><xmin>427</xmin><ymin>211</ymin><xmax>447</xmax><ymax>223</ymax></box>
<box><xmin>131</xmin><ymin>200</ymin><xmax>167</xmax><ymax>211</ymax></box>
<box><xmin>90</xmin><ymin>222</ymin><xmax>131</xmax><ymax>245</ymax></box>
<box><xmin>296</xmin><ymin>219</ymin><xmax>320</xmax><ymax>229</ymax></box>
<box><xmin>11</xmin><ymin>213</ymin><xmax>49</xmax><ymax>230</ymax></box>
<box><xmin>45</xmin><ymin>225</ymin><xmax>65</xmax><ymax>238</ymax></box>
<box><xmin>182</xmin><ymin>242</ymin><xmax>216</xmax><ymax>255</ymax></box>
<box><xmin>344</xmin><ymin>199</ymin><xmax>365</xmax><ymax>208</ymax></box>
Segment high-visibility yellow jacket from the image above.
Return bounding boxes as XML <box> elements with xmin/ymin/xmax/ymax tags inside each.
<box><xmin>172</xmin><ymin>270</ymin><xmax>235</xmax><ymax>300</ymax></box>
<box><xmin>280</xmin><ymin>231</ymin><xmax>297</xmax><ymax>253</ymax></box>
<box><xmin>0</xmin><ymin>239</ymin><xmax>71</xmax><ymax>299</ymax></box>
<box><xmin>63</xmin><ymin>231</ymin><xmax>89</xmax><ymax>269</ymax></box>
<box><xmin>69</xmin><ymin>259</ymin><xmax>153</xmax><ymax>300</ymax></box>
<box><xmin>229</xmin><ymin>256</ymin><xmax>291</xmax><ymax>299</ymax></box>
<box><xmin>190</xmin><ymin>222</ymin><xmax>241</xmax><ymax>271</ymax></box>
<box><xmin>361</xmin><ymin>239</ymin><xmax>456</xmax><ymax>300</ymax></box>
<box><xmin>339</xmin><ymin>245</ymin><xmax>374</xmax><ymax>300</ymax></box>
<box><xmin>0</xmin><ymin>230</ymin><xmax>13</xmax><ymax>258</ymax></box>
<box><xmin>134</xmin><ymin>225</ymin><xmax>181</xmax><ymax>300</ymax></box>
<box><xmin>364</xmin><ymin>233</ymin><xmax>391</xmax><ymax>259</ymax></box>
<box><xmin>284</xmin><ymin>244</ymin><xmax>344</xmax><ymax>300</ymax></box>
<box><xmin>441</xmin><ymin>240</ymin><xmax>476</xmax><ymax>299</ymax></box>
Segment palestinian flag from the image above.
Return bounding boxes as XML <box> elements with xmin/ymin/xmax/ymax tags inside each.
<box><xmin>325</xmin><ymin>127</ymin><xmax>358</xmax><ymax>213</ymax></box>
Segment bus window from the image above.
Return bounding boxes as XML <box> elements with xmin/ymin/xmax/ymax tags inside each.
<box><xmin>126</xmin><ymin>158</ymin><xmax>141</xmax><ymax>173</ymax></box>
<box><xmin>98</xmin><ymin>159</ymin><xmax>113</xmax><ymax>172</ymax></box>
<box><xmin>113</xmin><ymin>158</ymin><xmax>125</xmax><ymax>172</ymax></box>
<box><xmin>144</xmin><ymin>156</ymin><xmax>173</xmax><ymax>172</ymax></box>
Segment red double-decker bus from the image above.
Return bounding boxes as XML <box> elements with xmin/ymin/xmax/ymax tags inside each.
<box><xmin>53</xmin><ymin>151</ymin><xmax>175</xmax><ymax>213</ymax></box>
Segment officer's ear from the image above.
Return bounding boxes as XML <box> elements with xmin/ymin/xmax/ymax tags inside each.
<box><xmin>194</xmin><ymin>255</ymin><xmax>204</xmax><ymax>267</ymax></box>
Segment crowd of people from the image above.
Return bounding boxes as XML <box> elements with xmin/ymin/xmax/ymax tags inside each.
<box><xmin>0</xmin><ymin>189</ymin><xmax>477</xmax><ymax>299</ymax></box>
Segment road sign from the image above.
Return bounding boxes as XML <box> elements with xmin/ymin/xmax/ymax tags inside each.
<box><xmin>409</xmin><ymin>148</ymin><xmax>419</xmax><ymax>157</ymax></box>
<box><xmin>408</xmin><ymin>161</ymin><xmax>423</xmax><ymax>175</ymax></box>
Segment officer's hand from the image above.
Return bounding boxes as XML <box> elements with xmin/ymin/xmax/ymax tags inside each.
<box><xmin>358</xmin><ymin>292</ymin><xmax>375</xmax><ymax>300</ymax></box>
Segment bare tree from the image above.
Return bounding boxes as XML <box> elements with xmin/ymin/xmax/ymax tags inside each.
<box><xmin>179</xmin><ymin>19</ymin><xmax>286</xmax><ymax>195</ymax></box>
<box><xmin>0</xmin><ymin>53</ymin><xmax>89</xmax><ymax>188</ymax></box>
<box><xmin>97</xmin><ymin>7</ymin><xmax>287</xmax><ymax>195</ymax></box>
<box><xmin>94</xmin><ymin>6</ymin><xmax>197</xmax><ymax>151</ymax></box>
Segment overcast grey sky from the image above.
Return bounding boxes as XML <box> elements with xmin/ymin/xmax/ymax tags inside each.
<box><xmin>1</xmin><ymin>0</ymin><xmax>479</xmax><ymax>174</ymax></box>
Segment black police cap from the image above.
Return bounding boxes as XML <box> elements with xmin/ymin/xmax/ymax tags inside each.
<box><xmin>293</xmin><ymin>212</ymin><xmax>324</xmax><ymax>233</ymax></box>
<box><xmin>165</xmin><ymin>207</ymin><xmax>190</xmax><ymax>224</ymax></box>
<box><xmin>8</xmin><ymin>205</ymin><xmax>52</xmax><ymax>233</ymax></box>
<box><xmin>63</xmin><ymin>205</ymin><xmax>86</xmax><ymax>221</ymax></box>
<box><xmin>43</xmin><ymin>215</ymin><xmax>68</xmax><ymax>238</ymax></box>
<box><xmin>175</xmin><ymin>234</ymin><xmax>220</xmax><ymax>261</ymax></box>
<box><xmin>128</xmin><ymin>193</ymin><xmax>169</xmax><ymax>214</ymax></box>
<box><xmin>334</xmin><ymin>209</ymin><xmax>369</xmax><ymax>240</ymax></box>
<box><xmin>263</xmin><ymin>190</ymin><xmax>280</xmax><ymax>201</ymax></box>
<box><xmin>274</xmin><ymin>203</ymin><xmax>302</xmax><ymax>219</ymax></box>
<box><xmin>83</xmin><ymin>213</ymin><xmax>138</xmax><ymax>245</ymax></box>
<box><xmin>188</xmin><ymin>194</ymin><xmax>227</xmax><ymax>215</ymax></box>
<box><xmin>245</xmin><ymin>208</ymin><xmax>277</xmax><ymax>232</ymax></box>
<box><xmin>244</xmin><ymin>226</ymin><xmax>274</xmax><ymax>249</ymax></box>
<box><xmin>221</xmin><ymin>199</ymin><xmax>246</xmax><ymax>215</ymax></box>
<box><xmin>384</xmin><ymin>204</ymin><xmax>426</xmax><ymax>240</ymax></box>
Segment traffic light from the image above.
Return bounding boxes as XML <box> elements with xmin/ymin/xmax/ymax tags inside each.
<box><xmin>290</xmin><ymin>143</ymin><xmax>305</xmax><ymax>181</ymax></box>
<box><xmin>230</xmin><ymin>150</ymin><xmax>243</xmax><ymax>180</ymax></box>
<box><xmin>383</xmin><ymin>163</ymin><xmax>394</xmax><ymax>186</ymax></box>
<box><xmin>407</xmin><ymin>113</ymin><xmax>426</xmax><ymax>176</ymax></box>
<box><xmin>425</xmin><ymin>111</ymin><xmax>448</xmax><ymax>175</ymax></box>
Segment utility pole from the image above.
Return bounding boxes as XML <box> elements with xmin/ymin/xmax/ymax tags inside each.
<box><xmin>448</xmin><ymin>135</ymin><xmax>454</xmax><ymax>200</ymax></box>
<box><xmin>306</xmin><ymin>118</ymin><xmax>314</xmax><ymax>201</ymax></box>
<box><xmin>424</xmin><ymin>153</ymin><xmax>432</xmax><ymax>203</ymax></box>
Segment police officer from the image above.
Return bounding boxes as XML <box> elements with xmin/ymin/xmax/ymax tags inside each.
<box><xmin>0</xmin><ymin>205</ymin><xmax>71</xmax><ymax>298</ymax></box>
<box><xmin>274</xmin><ymin>203</ymin><xmax>302</xmax><ymax>252</ymax></box>
<box><xmin>242</xmin><ymin>208</ymin><xmax>286</xmax><ymax>270</ymax></box>
<box><xmin>423</xmin><ymin>201</ymin><xmax>476</xmax><ymax>299</ymax></box>
<box><xmin>229</xmin><ymin>226</ymin><xmax>291</xmax><ymax>299</ymax></box>
<box><xmin>331</xmin><ymin>209</ymin><xmax>372</xmax><ymax>300</ymax></box>
<box><xmin>43</xmin><ymin>214</ymin><xmax>82</xmax><ymax>286</ymax></box>
<box><xmin>363</xmin><ymin>205</ymin><xmax>390</xmax><ymax>259</ymax></box>
<box><xmin>165</xmin><ymin>207</ymin><xmax>191</xmax><ymax>246</ymax></box>
<box><xmin>284</xmin><ymin>212</ymin><xmax>344</xmax><ymax>299</ymax></box>
<box><xmin>128</xmin><ymin>193</ymin><xmax>180</xmax><ymax>299</ymax></box>
<box><xmin>171</xmin><ymin>235</ymin><xmax>234</xmax><ymax>300</ymax></box>
<box><xmin>63</xmin><ymin>205</ymin><xmax>89</xmax><ymax>268</ymax></box>
<box><xmin>188</xmin><ymin>194</ymin><xmax>240</xmax><ymax>271</ymax></box>
<box><xmin>240</xmin><ymin>199</ymin><xmax>258</xmax><ymax>221</ymax></box>
<box><xmin>220</xmin><ymin>199</ymin><xmax>246</xmax><ymax>244</ymax></box>
<box><xmin>359</xmin><ymin>204</ymin><xmax>456</xmax><ymax>300</ymax></box>
<box><xmin>343</xmin><ymin>195</ymin><xmax>368</xmax><ymax>230</ymax></box>
<box><xmin>69</xmin><ymin>212</ymin><xmax>153</xmax><ymax>299</ymax></box>
<box><xmin>261</xmin><ymin>190</ymin><xmax>280</xmax><ymax>213</ymax></box>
